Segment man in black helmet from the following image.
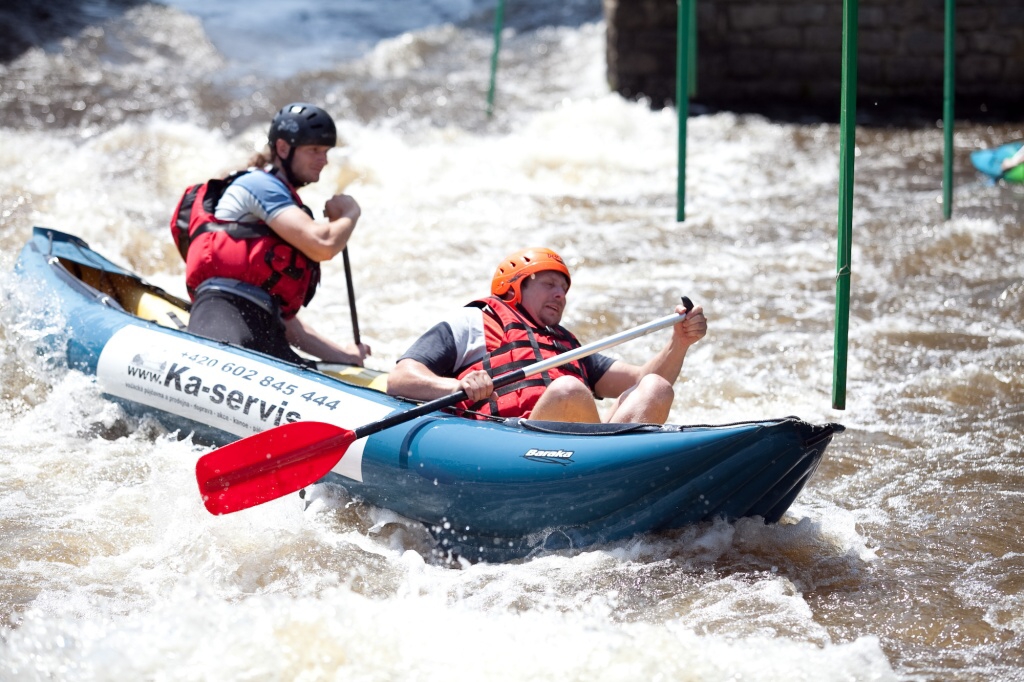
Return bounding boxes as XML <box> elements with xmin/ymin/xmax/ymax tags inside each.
<box><xmin>172</xmin><ymin>102</ymin><xmax>369</xmax><ymax>366</ymax></box>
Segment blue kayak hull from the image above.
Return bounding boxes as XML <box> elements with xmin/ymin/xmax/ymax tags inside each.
<box><xmin>971</xmin><ymin>141</ymin><xmax>1024</xmax><ymax>183</ymax></box>
<box><xmin>12</xmin><ymin>227</ymin><xmax>842</xmax><ymax>561</ymax></box>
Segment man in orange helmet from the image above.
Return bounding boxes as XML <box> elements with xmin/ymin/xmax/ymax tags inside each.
<box><xmin>386</xmin><ymin>247</ymin><xmax>707</xmax><ymax>424</ymax></box>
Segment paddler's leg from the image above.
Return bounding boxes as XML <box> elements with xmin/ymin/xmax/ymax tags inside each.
<box><xmin>529</xmin><ymin>376</ymin><xmax>601</xmax><ymax>423</ymax></box>
<box><xmin>604</xmin><ymin>374</ymin><xmax>674</xmax><ymax>424</ymax></box>
<box><xmin>188</xmin><ymin>288</ymin><xmax>306</xmax><ymax>365</ymax></box>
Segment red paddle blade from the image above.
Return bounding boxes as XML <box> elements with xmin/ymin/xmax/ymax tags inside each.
<box><xmin>195</xmin><ymin>421</ymin><xmax>355</xmax><ymax>515</ymax></box>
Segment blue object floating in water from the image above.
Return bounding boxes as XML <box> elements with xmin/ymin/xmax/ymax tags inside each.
<box><xmin>970</xmin><ymin>141</ymin><xmax>1024</xmax><ymax>184</ymax></box>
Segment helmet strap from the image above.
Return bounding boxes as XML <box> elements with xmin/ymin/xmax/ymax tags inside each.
<box><xmin>274</xmin><ymin>141</ymin><xmax>305</xmax><ymax>188</ymax></box>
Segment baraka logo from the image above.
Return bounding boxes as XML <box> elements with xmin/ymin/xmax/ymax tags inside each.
<box><xmin>523</xmin><ymin>448</ymin><xmax>574</xmax><ymax>462</ymax></box>
<box><xmin>126</xmin><ymin>360</ymin><xmax>302</xmax><ymax>427</ymax></box>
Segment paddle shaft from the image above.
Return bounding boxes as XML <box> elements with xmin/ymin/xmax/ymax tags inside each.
<box><xmin>353</xmin><ymin>299</ymin><xmax>693</xmax><ymax>441</ymax></box>
<box><xmin>342</xmin><ymin>246</ymin><xmax>360</xmax><ymax>345</ymax></box>
<box><xmin>195</xmin><ymin>298</ymin><xmax>694</xmax><ymax>514</ymax></box>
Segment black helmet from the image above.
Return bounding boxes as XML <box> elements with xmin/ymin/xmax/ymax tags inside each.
<box><xmin>269</xmin><ymin>103</ymin><xmax>337</xmax><ymax>148</ymax></box>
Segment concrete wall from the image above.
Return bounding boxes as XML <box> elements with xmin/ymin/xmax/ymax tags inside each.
<box><xmin>604</xmin><ymin>0</ymin><xmax>1024</xmax><ymax>119</ymax></box>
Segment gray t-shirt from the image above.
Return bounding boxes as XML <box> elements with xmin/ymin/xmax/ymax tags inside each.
<box><xmin>399</xmin><ymin>306</ymin><xmax>615</xmax><ymax>390</ymax></box>
<box><xmin>215</xmin><ymin>169</ymin><xmax>296</xmax><ymax>223</ymax></box>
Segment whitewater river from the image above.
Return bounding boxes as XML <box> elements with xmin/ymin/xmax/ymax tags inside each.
<box><xmin>1</xmin><ymin>1</ymin><xmax>1022</xmax><ymax>680</ymax></box>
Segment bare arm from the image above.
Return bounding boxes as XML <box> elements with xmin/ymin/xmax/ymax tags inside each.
<box><xmin>268</xmin><ymin>194</ymin><xmax>361</xmax><ymax>262</ymax></box>
<box><xmin>387</xmin><ymin>358</ymin><xmax>494</xmax><ymax>402</ymax></box>
<box><xmin>284</xmin><ymin>315</ymin><xmax>369</xmax><ymax>365</ymax></box>
<box><xmin>594</xmin><ymin>304</ymin><xmax>706</xmax><ymax>399</ymax></box>
<box><xmin>1002</xmin><ymin>145</ymin><xmax>1024</xmax><ymax>171</ymax></box>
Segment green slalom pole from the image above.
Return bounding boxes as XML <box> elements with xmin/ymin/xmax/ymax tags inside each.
<box><xmin>688</xmin><ymin>0</ymin><xmax>697</xmax><ymax>99</ymax></box>
<box><xmin>942</xmin><ymin>0</ymin><xmax>956</xmax><ymax>220</ymax></box>
<box><xmin>676</xmin><ymin>0</ymin><xmax>691</xmax><ymax>222</ymax></box>
<box><xmin>486</xmin><ymin>0</ymin><xmax>506</xmax><ymax>118</ymax></box>
<box><xmin>833</xmin><ymin>0</ymin><xmax>858</xmax><ymax>410</ymax></box>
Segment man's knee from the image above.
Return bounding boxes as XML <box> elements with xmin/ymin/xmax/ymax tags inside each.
<box><xmin>637</xmin><ymin>374</ymin><xmax>674</xmax><ymax>403</ymax></box>
<box><xmin>608</xmin><ymin>374</ymin><xmax>675</xmax><ymax>424</ymax></box>
<box><xmin>546</xmin><ymin>375</ymin><xmax>593</xmax><ymax>400</ymax></box>
<box><xmin>532</xmin><ymin>376</ymin><xmax>600</xmax><ymax>422</ymax></box>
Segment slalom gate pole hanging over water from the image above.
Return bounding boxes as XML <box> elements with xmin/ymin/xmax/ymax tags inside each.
<box><xmin>688</xmin><ymin>0</ymin><xmax>697</xmax><ymax>99</ymax></box>
<box><xmin>833</xmin><ymin>0</ymin><xmax>859</xmax><ymax>410</ymax></box>
<box><xmin>676</xmin><ymin>0</ymin><xmax>692</xmax><ymax>222</ymax></box>
<box><xmin>486</xmin><ymin>0</ymin><xmax>506</xmax><ymax>118</ymax></box>
<box><xmin>942</xmin><ymin>0</ymin><xmax>956</xmax><ymax>220</ymax></box>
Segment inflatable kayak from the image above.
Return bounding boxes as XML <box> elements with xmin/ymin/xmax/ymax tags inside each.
<box><xmin>970</xmin><ymin>141</ymin><xmax>1024</xmax><ymax>183</ymax></box>
<box><xmin>12</xmin><ymin>227</ymin><xmax>844</xmax><ymax>561</ymax></box>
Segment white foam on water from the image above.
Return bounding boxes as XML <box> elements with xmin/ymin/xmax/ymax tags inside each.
<box><xmin>3</xmin><ymin>2</ymin><xmax>1024</xmax><ymax>680</ymax></box>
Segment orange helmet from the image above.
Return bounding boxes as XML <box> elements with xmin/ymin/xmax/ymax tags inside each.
<box><xmin>491</xmin><ymin>247</ymin><xmax>571</xmax><ymax>305</ymax></box>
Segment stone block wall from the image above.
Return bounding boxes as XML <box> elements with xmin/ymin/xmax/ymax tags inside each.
<box><xmin>604</xmin><ymin>0</ymin><xmax>1024</xmax><ymax>119</ymax></box>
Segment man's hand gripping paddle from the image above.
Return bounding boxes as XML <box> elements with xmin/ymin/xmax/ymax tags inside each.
<box><xmin>195</xmin><ymin>298</ymin><xmax>694</xmax><ymax>515</ymax></box>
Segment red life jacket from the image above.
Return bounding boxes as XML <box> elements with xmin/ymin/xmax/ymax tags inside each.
<box><xmin>455</xmin><ymin>297</ymin><xmax>590</xmax><ymax>419</ymax></box>
<box><xmin>170</xmin><ymin>170</ymin><xmax>320</xmax><ymax>319</ymax></box>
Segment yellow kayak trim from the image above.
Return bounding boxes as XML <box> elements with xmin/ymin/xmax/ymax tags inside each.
<box><xmin>62</xmin><ymin>257</ymin><xmax>388</xmax><ymax>392</ymax></box>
